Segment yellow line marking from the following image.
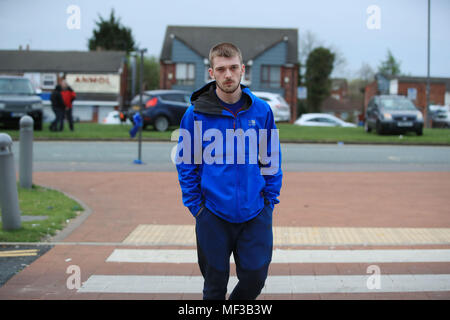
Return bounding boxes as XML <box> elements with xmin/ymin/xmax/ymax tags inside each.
<box><xmin>0</xmin><ymin>249</ymin><xmax>38</xmax><ymax>254</ymax></box>
<box><xmin>0</xmin><ymin>249</ymin><xmax>39</xmax><ymax>257</ymax></box>
<box><xmin>0</xmin><ymin>253</ymin><xmax>38</xmax><ymax>257</ymax></box>
<box><xmin>122</xmin><ymin>224</ymin><xmax>450</xmax><ymax>246</ymax></box>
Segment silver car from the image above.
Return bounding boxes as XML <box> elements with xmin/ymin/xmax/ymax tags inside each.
<box><xmin>252</xmin><ymin>91</ymin><xmax>291</xmax><ymax>122</ymax></box>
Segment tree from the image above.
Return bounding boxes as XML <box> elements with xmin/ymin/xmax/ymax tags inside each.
<box><xmin>133</xmin><ymin>55</ymin><xmax>160</xmax><ymax>94</ymax></box>
<box><xmin>305</xmin><ymin>47</ymin><xmax>335</xmax><ymax>112</ymax></box>
<box><xmin>378</xmin><ymin>49</ymin><xmax>401</xmax><ymax>76</ymax></box>
<box><xmin>88</xmin><ymin>9</ymin><xmax>136</xmax><ymax>53</ymax></box>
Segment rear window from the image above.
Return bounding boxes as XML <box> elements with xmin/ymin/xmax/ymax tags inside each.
<box><xmin>160</xmin><ymin>93</ymin><xmax>190</xmax><ymax>103</ymax></box>
<box><xmin>131</xmin><ymin>94</ymin><xmax>152</xmax><ymax>105</ymax></box>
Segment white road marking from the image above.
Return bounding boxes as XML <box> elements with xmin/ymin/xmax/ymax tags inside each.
<box><xmin>106</xmin><ymin>248</ymin><xmax>450</xmax><ymax>264</ymax></box>
<box><xmin>78</xmin><ymin>274</ymin><xmax>450</xmax><ymax>294</ymax></box>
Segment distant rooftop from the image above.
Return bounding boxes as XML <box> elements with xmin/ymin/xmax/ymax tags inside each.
<box><xmin>160</xmin><ymin>26</ymin><xmax>298</xmax><ymax>65</ymax></box>
<box><xmin>0</xmin><ymin>50</ymin><xmax>126</xmax><ymax>73</ymax></box>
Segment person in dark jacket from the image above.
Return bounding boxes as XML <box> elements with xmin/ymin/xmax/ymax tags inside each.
<box><xmin>61</xmin><ymin>80</ymin><xmax>76</xmax><ymax>131</ymax></box>
<box><xmin>175</xmin><ymin>43</ymin><xmax>282</xmax><ymax>300</ymax></box>
<box><xmin>50</xmin><ymin>84</ymin><xmax>65</xmax><ymax>131</ymax></box>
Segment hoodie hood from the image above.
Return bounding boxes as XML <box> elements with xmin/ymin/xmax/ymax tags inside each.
<box><xmin>191</xmin><ymin>81</ymin><xmax>253</xmax><ymax>116</ymax></box>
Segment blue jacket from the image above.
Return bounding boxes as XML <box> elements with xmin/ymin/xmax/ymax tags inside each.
<box><xmin>175</xmin><ymin>81</ymin><xmax>282</xmax><ymax>223</ymax></box>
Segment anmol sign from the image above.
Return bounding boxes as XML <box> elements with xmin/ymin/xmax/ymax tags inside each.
<box><xmin>66</xmin><ymin>74</ymin><xmax>120</xmax><ymax>93</ymax></box>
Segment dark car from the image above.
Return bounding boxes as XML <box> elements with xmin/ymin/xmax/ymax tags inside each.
<box><xmin>431</xmin><ymin>109</ymin><xmax>450</xmax><ymax>128</ymax></box>
<box><xmin>127</xmin><ymin>90</ymin><xmax>191</xmax><ymax>131</ymax></box>
<box><xmin>0</xmin><ymin>76</ymin><xmax>43</xmax><ymax>130</ymax></box>
<box><xmin>365</xmin><ymin>95</ymin><xmax>424</xmax><ymax>135</ymax></box>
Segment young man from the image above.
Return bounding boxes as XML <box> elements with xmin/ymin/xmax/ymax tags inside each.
<box><xmin>175</xmin><ymin>43</ymin><xmax>282</xmax><ymax>300</ymax></box>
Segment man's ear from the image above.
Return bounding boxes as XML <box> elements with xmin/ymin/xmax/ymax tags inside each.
<box><xmin>208</xmin><ymin>67</ymin><xmax>214</xmax><ymax>80</ymax></box>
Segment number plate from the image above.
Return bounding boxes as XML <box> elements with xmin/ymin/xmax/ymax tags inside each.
<box><xmin>11</xmin><ymin>112</ymin><xmax>25</xmax><ymax>118</ymax></box>
<box><xmin>398</xmin><ymin>121</ymin><xmax>413</xmax><ymax>127</ymax></box>
<box><xmin>132</xmin><ymin>105</ymin><xmax>141</xmax><ymax>111</ymax></box>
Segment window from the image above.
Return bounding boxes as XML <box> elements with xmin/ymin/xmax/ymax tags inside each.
<box><xmin>161</xmin><ymin>93</ymin><xmax>190</xmax><ymax>104</ymax></box>
<box><xmin>41</xmin><ymin>73</ymin><xmax>57</xmax><ymax>89</ymax></box>
<box><xmin>176</xmin><ymin>63</ymin><xmax>195</xmax><ymax>86</ymax></box>
<box><xmin>261</xmin><ymin>65</ymin><xmax>281</xmax><ymax>88</ymax></box>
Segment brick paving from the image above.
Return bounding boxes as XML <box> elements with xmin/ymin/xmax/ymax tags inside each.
<box><xmin>0</xmin><ymin>171</ymin><xmax>449</xmax><ymax>299</ymax></box>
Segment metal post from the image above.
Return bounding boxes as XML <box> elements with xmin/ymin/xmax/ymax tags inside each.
<box><xmin>0</xmin><ymin>133</ymin><xmax>21</xmax><ymax>230</ymax></box>
<box><xmin>135</xmin><ymin>48</ymin><xmax>147</xmax><ymax>165</ymax></box>
<box><xmin>426</xmin><ymin>0</ymin><xmax>431</xmax><ymax>128</ymax></box>
<box><xmin>19</xmin><ymin>115</ymin><xmax>34</xmax><ymax>189</ymax></box>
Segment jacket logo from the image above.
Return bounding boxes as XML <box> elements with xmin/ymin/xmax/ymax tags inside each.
<box><xmin>248</xmin><ymin>119</ymin><xmax>256</xmax><ymax>127</ymax></box>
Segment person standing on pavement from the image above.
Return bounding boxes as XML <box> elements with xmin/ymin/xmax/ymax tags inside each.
<box><xmin>49</xmin><ymin>84</ymin><xmax>65</xmax><ymax>131</ymax></box>
<box><xmin>175</xmin><ymin>42</ymin><xmax>283</xmax><ymax>300</ymax></box>
<box><xmin>61</xmin><ymin>79</ymin><xmax>76</xmax><ymax>131</ymax></box>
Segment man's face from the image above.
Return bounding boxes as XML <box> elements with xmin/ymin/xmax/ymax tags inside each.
<box><xmin>209</xmin><ymin>56</ymin><xmax>245</xmax><ymax>94</ymax></box>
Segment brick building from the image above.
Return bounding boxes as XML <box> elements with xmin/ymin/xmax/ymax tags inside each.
<box><xmin>364</xmin><ymin>74</ymin><xmax>450</xmax><ymax>121</ymax></box>
<box><xmin>159</xmin><ymin>26</ymin><xmax>299</xmax><ymax>122</ymax></box>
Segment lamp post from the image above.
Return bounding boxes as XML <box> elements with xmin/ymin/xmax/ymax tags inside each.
<box><xmin>426</xmin><ymin>0</ymin><xmax>431</xmax><ymax>128</ymax></box>
<box><xmin>132</xmin><ymin>48</ymin><xmax>147</xmax><ymax>164</ymax></box>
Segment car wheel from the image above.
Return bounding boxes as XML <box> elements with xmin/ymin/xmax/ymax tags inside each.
<box><xmin>416</xmin><ymin>128</ymin><xmax>423</xmax><ymax>136</ymax></box>
<box><xmin>154</xmin><ymin>116</ymin><xmax>169</xmax><ymax>132</ymax></box>
<box><xmin>364</xmin><ymin>121</ymin><xmax>371</xmax><ymax>133</ymax></box>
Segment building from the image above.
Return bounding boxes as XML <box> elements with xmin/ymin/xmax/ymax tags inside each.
<box><xmin>159</xmin><ymin>26</ymin><xmax>299</xmax><ymax>122</ymax></box>
<box><xmin>0</xmin><ymin>49</ymin><xmax>128</xmax><ymax>123</ymax></box>
<box><xmin>364</xmin><ymin>74</ymin><xmax>450</xmax><ymax>121</ymax></box>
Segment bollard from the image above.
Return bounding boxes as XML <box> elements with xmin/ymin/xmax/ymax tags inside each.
<box><xmin>19</xmin><ymin>115</ymin><xmax>34</xmax><ymax>189</ymax></box>
<box><xmin>0</xmin><ymin>133</ymin><xmax>21</xmax><ymax>230</ymax></box>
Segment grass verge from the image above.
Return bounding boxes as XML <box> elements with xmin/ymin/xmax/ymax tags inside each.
<box><xmin>0</xmin><ymin>184</ymin><xmax>83</xmax><ymax>242</ymax></box>
<box><xmin>1</xmin><ymin>122</ymin><xmax>449</xmax><ymax>145</ymax></box>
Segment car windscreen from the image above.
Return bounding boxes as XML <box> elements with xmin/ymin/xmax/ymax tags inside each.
<box><xmin>0</xmin><ymin>78</ymin><xmax>35</xmax><ymax>95</ymax></box>
<box><xmin>380</xmin><ymin>97</ymin><xmax>417</xmax><ymax>111</ymax></box>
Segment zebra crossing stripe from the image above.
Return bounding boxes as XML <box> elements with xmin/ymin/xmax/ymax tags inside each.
<box><xmin>78</xmin><ymin>274</ymin><xmax>450</xmax><ymax>294</ymax></box>
<box><xmin>106</xmin><ymin>249</ymin><xmax>450</xmax><ymax>264</ymax></box>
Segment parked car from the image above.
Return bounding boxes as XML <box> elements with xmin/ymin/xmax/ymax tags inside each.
<box><xmin>365</xmin><ymin>95</ymin><xmax>424</xmax><ymax>135</ymax></box>
<box><xmin>127</xmin><ymin>90</ymin><xmax>191</xmax><ymax>132</ymax></box>
<box><xmin>431</xmin><ymin>109</ymin><xmax>450</xmax><ymax>128</ymax></box>
<box><xmin>252</xmin><ymin>91</ymin><xmax>291</xmax><ymax>122</ymax></box>
<box><xmin>102</xmin><ymin>110</ymin><xmax>132</xmax><ymax>125</ymax></box>
<box><xmin>294</xmin><ymin>113</ymin><xmax>357</xmax><ymax>127</ymax></box>
<box><xmin>0</xmin><ymin>75</ymin><xmax>43</xmax><ymax>130</ymax></box>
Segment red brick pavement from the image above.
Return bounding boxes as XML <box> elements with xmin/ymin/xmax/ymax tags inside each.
<box><xmin>0</xmin><ymin>171</ymin><xmax>449</xmax><ymax>300</ymax></box>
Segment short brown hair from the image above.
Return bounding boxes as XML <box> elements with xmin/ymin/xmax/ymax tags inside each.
<box><xmin>209</xmin><ymin>42</ymin><xmax>243</xmax><ymax>68</ymax></box>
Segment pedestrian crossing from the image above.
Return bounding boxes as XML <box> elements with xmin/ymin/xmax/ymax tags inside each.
<box><xmin>78</xmin><ymin>247</ymin><xmax>450</xmax><ymax>296</ymax></box>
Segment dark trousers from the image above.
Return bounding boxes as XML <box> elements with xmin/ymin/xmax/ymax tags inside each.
<box><xmin>65</xmin><ymin>108</ymin><xmax>74</xmax><ymax>131</ymax></box>
<box><xmin>50</xmin><ymin>107</ymin><xmax>65</xmax><ymax>131</ymax></box>
<box><xmin>195</xmin><ymin>203</ymin><xmax>273</xmax><ymax>300</ymax></box>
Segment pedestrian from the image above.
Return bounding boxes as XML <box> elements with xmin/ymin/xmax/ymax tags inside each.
<box><xmin>175</xmin><ymin>42</ymin><xmax>282</xmax><ymax>300</ymax></box>
<box><xmin>49</xmin><ymin>84</ymin><xmax>65</xmax><ymax>131</ymax></box>
<box><xmin>61</xmin><ymin>79</ymin><xmax>76</xmax><ymax>131</ymax></box>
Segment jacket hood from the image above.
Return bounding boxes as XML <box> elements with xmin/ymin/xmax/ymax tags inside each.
<box><xmin>191</xmin><ymin>81</ymin><xmax>253</xmax><ymax>116</ymax></box>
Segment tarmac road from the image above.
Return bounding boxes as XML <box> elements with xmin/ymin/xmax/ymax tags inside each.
<box><xmin>11</xmin><ymin>141</ymin><xmax>450</xmax><ymax>172</ymax></box>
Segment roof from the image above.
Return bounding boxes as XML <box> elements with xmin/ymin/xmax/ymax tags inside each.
<box><xmin>378</xmin><ymin>74</ymin><xmax>450</xmax><ymax>91</ymax></box>
<box><xmin>0</xmin><ymin>50</ymin><xmax>126</xmax><ymax>73</ymax></box>
<box><xmin>160</xmin><ymin>26</ymin><xmax>298</xmax><ymax>65</ymax></box>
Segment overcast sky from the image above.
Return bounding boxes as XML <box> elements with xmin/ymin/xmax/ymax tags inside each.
<box><xmin>1</xmin><ymin>0</ymin><xmax>449</xmax><ymax>79</ymax></box>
